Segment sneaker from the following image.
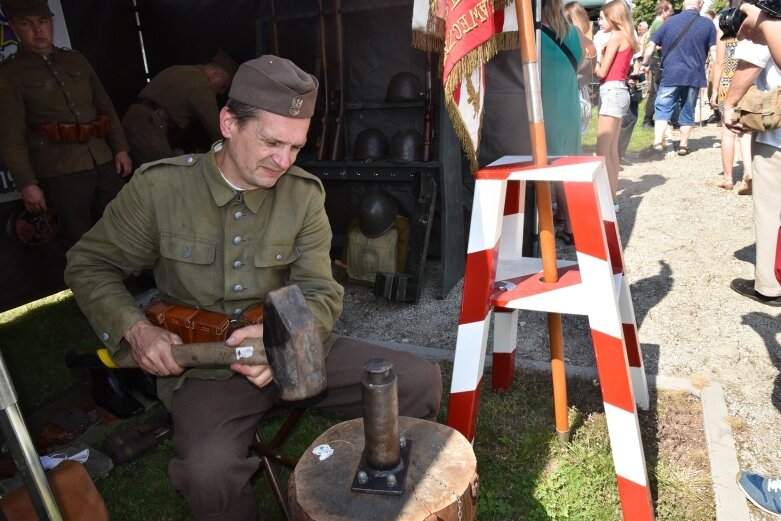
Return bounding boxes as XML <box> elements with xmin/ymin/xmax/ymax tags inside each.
<box><xmin>736</xmin><ymin>471</ymin><xmax>781</xmax><ymax>516</ymax></box>
<box><xmin>641</xmin><ymin>122</ymin><xmax>654</xmax><ymax>129</ymax></box>
<box><xmin>705</xmin><ymin>112</ymin><xmax>721</xmax><ymax>125</ymax></box>
<box><xmin>730</xmin><ymin>278</ymin><xmax>781</xmax><ymax>307</ymax></box>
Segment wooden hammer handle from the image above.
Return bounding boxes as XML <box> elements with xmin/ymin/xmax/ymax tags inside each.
<box><xmin>100</xmin><ymin>338</ymin><xmax>267</xmax><ymax>368</ymax></box>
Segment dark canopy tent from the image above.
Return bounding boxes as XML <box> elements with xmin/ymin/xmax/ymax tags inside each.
<box><xmin>0</xmin><ymin>0</ymin><xmax>467</xmax><ymax>312</ymax></box>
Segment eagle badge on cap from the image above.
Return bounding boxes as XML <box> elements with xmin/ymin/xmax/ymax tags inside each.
<box><xmin>289</xmin><ymin>97</ymin><xmax>303</xmax><ymax>116</ymax></box>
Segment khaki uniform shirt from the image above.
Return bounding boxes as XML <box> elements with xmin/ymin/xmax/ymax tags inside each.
<box><xmin>124</xmin><ymin>65</ymin><xmax>222</xmax><ymax>140</ymax></box>
<box><xmin>64</xmin><ymin>143</ymin><xmax>343</xmax><ymax>407</ymax></box>
<box><xmin>0</xmin><ymin>47</ymin><xmax>128</xmax><ymax>190</ymax></box>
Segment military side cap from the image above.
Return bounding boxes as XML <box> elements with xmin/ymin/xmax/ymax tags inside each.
<box><xmin>229</xmin><ymin>55</ymin><xmax>318</xmax><ymax>119</ymax></box>
<box><xmin>210</xmin><ymin>48</ymin><xmax>239</xmax><ymax>78</ymax></box>
<box><xmin>1</xmin><ymin>0</ymin><xmax>53</xmax><ymax>18</ymax></box>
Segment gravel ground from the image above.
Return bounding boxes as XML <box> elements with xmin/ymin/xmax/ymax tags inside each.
<box><xmin>333</xmin><ymin>117</ymin><xmax>781</xmax><ymax>518</ymax></box>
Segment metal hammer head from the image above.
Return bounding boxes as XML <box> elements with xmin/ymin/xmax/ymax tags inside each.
<box><xmin>263</xmin><ymin>285</ymin><xmax>327</xmax><ymax>401</ymax></box>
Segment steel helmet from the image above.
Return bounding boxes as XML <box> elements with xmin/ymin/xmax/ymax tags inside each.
<box><xmin>353</xmin><ymin>128</ymin><xmax>389</xmax><ymax>161</ymax></box>
<box><xmin>385</xmin><ymin>72</ymin><xmax>424</xmax><ymax>102</ymax></box>
<box><xmin>389</xmin><ymin>129</ymin><xmax>423</xmax><ymax>163</ymax></box>
<box><xmin>357</xmin><ymin>190</ymin><xmax>398</xmax><ymax>239</ymax></box>
<box><xmin>6</xmin><ymin>206</ymin><xmax>60</xmax><ymax>246</ymax></box>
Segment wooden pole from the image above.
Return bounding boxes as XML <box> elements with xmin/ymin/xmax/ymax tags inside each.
<box><xmin>514</xmin><ymin>0</ymin><xmax>569</xmax><ymax>443</ymax></box>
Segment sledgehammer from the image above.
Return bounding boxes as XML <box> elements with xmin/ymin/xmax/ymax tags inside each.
<box><xmin>67</xmin><ymin>285</ymin><xmax>327</xmax><ymax>401</ymax></box>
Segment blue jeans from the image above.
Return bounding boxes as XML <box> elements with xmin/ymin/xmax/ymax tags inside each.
<box><xmin>654</xmin><ymin>85</ymin><xmax>699</xmax><ymax>126</ymax></box>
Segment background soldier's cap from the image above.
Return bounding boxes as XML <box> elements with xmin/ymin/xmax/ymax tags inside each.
<box><xmin>1</xmin><ymin>0</ymin><xmax>54</xmax><ymax>18</ymax></box>
<box><xmin>229</xmin><ymin>55</ymin><xmax>318</xmax><ymax>119</ymax></box>
<box><xmin>210</xmin><ymin>48</ymin><xmax>239</xmax><ymax>78</ymax></box>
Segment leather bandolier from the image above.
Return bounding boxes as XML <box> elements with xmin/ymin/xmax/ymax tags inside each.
<box><xmin>144</xmin><ymin>301</ymin><xmax>264</xmax><ymax>343</ymax></box>
<box><xmin>30</xmin><ymin>113</ymin><xmax>111</xmax><ymax>144</ymax></box>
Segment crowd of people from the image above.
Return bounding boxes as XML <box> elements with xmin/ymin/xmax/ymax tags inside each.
<box><xmin>546</xmin><ymin>0</ymin><xmax>781</xmax><ymax>515</ymax></box>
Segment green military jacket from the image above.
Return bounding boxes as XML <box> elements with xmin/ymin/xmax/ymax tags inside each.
<box><xmin>126</xmin><ymin>65</ymin><xmax>222</xmax><ymax>141</ymax></box>
<box><xmin>64</xmin><ymin>142</ymin><xmax>343</xmax><ymax>408</ymax></box>
<box><xmin>0</xmin><ymin>46</ymin><xmax>128</xmax><ymax>189</ymax></box>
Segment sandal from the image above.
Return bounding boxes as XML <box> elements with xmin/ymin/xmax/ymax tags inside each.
<box><xmin>556</xmin><ymin>229</ymin><xmax>575</xmax><ymax>246</ymax></box>
<box><xmin>718</xmin><ymin>178</ymin><xmax>734</xmax><ymax>190</ymax></box>
<box><xmin>677</xmin><ymin>145</ymin><xmax>689</xmax><ymax>156</ymax></box>
<box><xmin>737</xmin><ymin>177</ymin><xmax>752</xmax><ymax>195</ymax></box>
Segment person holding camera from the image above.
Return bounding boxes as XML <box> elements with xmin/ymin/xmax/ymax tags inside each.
<box><xmin>721</xmin><ymin>2</ymin><xmax>781</xmax><ymax>515</ymax></box>
<box><xmin>722</xmin><ymin>0</ymin><xmax>781</xmax><ymax>309</ymax></box>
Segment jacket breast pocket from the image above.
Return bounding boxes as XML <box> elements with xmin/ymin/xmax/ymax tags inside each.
<box><xmin>159</xmin><ymin>234</ymin><xmax>217</xmax><ymax>303</ymax></box>
<box><xmin>254</xmin><ymin>242</ymin><xmax>300</xmax><ymax>291</ymax></box>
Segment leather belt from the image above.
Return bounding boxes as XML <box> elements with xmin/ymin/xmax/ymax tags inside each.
<box><xmin>134</xmin><ymin>97</ymin><xmax>180</xmax><ymax>132</ymax></box>
<box><xmin>30</xmin><ymin>113</ymin><xmax>110</xmax><ymax>144</ymax></box>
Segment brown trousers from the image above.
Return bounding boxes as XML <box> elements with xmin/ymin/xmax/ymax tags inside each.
<box><xmin>37</xmin><ymin>161</ymin><xmax>125</xmax><ymax>244</ymax></box>
<box><xmin>168</xmin><ymin>337</ymin><xmax>442</xmax><ymax>521</ymax></box>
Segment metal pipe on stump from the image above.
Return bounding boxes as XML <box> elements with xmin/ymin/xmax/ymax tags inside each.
<box><xmin>290</xmin><ymin>359</ymin><xmax>478</xmax><ymax>520</ymax></box>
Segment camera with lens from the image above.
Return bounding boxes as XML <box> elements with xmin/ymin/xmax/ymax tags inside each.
<box><xmin>719</xmin><ymin>7</ymin><xmax>747</xmax><ymax>39</ymax></box>
<box><xmin>720</xmin><ymin>0</ymin><xmax>781</xmax><ymax>40</ymax></box>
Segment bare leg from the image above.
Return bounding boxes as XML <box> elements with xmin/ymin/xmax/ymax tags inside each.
<box><xmin>737</xmin><ymin>132</ymin><xmax>754</xmax><ymax>194</ymax></box>
<box><xmin>597</xmin><ymin>114</ymin><xmax>622</xmax><ymax>200</ymax></box>
<box><xmin>720</xmin><ymin>124</ymin><xmax>736</xmax><ymax>188</ymax></box>
<box><xmin>678</xmin><ymin>125</ymin><xmax>692</xmax><ymax>149</ymax></box>
<box><xmin>653</xmin><ymin>119</ymin><xmax>669</xmax><ymax>147</ymax></box>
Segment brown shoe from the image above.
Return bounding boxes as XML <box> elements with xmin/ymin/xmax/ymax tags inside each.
<box><xmin>737</xmin><ymin>177</ymin><xmax>752</xmax><ymax>195</ymax></box>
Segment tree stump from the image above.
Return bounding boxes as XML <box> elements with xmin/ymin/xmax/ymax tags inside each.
<box><xmin>290</xmin><ymin>417</ymin><xmax>478</xmax><ymax>521</ymax></box>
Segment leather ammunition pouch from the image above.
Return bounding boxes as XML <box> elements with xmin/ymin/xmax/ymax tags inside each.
<box><xmin>31</xmin><ymin>113</ymin><xmax>111</xmax><ymax>144</ymax></box>
<box><xmin>144</xmin><ymin>301</ymin><xmax>264</xmax><ymax>343</ymax></box>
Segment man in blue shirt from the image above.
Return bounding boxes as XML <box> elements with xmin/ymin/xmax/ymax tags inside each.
<box><xmin>640</xmin><ymin>0</ymin><xmax>716</xmax><ymax>156</ymax></box>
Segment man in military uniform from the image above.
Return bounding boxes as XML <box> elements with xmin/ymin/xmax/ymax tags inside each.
<box><xmin>0</xmin><ymin>0</ymin><xmax>132</xmax><ymax>244</ymax></box>
<box><xmin>65</xmin><ymin>56</ymin><xmax>442</xmax><ymax>521</ymax></box>
<box><xmin>121</xmin><ymin>49</ymin><xmax>238</xmax><ymax>165</ymax></box>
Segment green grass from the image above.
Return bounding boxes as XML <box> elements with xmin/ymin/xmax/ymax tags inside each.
<box><xmin>0</xmin><ymin>289</ymin><xmax>715</xmax><ymax>520</ymax></box>
<box><xmin>583</xmin><ymin>98</ymin><xmax>655</xmax><ymax>154</ymax></box>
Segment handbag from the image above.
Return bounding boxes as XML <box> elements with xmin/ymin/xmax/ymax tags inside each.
<box><xmin>736</xmin><ymin>85</ymin><xmax>781</xmax><ymax>132</ymax></box>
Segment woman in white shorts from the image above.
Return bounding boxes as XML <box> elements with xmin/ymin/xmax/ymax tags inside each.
<box><xmin>594</xmin><ymin>0</ymin><xmax>638</xmax><ymax>208</ymax></box>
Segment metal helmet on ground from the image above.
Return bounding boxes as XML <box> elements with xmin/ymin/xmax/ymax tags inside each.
<box><xmin>353</xmin><ymin>128</ymin><xmax>389</xmax><ymax>161</ymax></box>
<box><xmin>385</xmin><ymin>72</ymin><xmax>424</xmax><ymax>102</ymax></box>
<box><xmin>6</xmin><ymin>207</ymin><xmax>60</xmax><ymax>246</ymax></box>
<box><xmin>389</xmin><ymin>129</ymin><xmax>423</xmax><ymax>162</ymax></box>
<box><xmin>357</xmin><ymin>191</ymin><xmax>398</xmax><ymax>239</ymax></box>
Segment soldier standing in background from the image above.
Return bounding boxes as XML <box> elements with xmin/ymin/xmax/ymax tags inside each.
<box><xmin>122</xmin><ymin>50</ymin><xmax>238</xmax><ymax>165</ymax></box>
<box><xmin>0</xmin><ymin>0</ymin><xmax>132</xmax><ymax>244</ymax></box>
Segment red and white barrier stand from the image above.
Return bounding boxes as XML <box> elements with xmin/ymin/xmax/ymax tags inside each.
<box><xmin>446</xmin><ymin>155</ymin><xmax>653</xmax><ymax>520</ymax></box>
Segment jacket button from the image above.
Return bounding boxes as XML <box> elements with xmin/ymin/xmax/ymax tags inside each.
<box><xmin>275</xmin><ymin>253</ymin><xmax>283</xmax><ymax>261</ymax></box>
<box><xmin>234</xmin><ymin>211</ymin><xmax>244</xmax><ymax>220</ymax></box>
<box><xmin>233</xmin><ymin>284</ymin><xmax>244</xmax><ymax>293</ymax></box>
<box><xmin>101</xmin><ymin>332</ymin><xmax>109</xmax><ymax>341</ymax></box>
<box><xmin>233</xmin><ymin>236</ymin><xmax>242</xmax><ymax>245</ymax></box>
<box><xmin>186</xmin><ymin>155</ymin><xmax>194</xmax><ymax>164</ymax></box>
<box><xmin>233</xmin><ymin>260</ymin><xmax>242</xmax><ymax>269</ymax></box>
<box><xmin>234</xmin><ymin>308</ymin><xmax>243</xmax><ymax>315</ymax></box>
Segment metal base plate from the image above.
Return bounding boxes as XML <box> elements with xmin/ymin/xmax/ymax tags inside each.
<box><xmin>350</xmin><ymin>440</ymin><xmax>412</xmax><ymax>496</ymax></box>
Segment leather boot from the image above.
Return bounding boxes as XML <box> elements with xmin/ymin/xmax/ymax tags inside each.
<box><xmin>89</xmin><ymin>367</ymin><xmax>144</xmax><ymax>419</ymax></box>
<box><xmin>120</xmin><ymin>369</ymin><xmax>158</xmax><ymax>401</ymax></box>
